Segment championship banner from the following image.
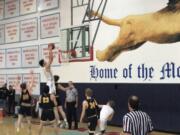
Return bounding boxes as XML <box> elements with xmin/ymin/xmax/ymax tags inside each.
<box><xmin>38</xmin><ymin>0</ymin><xmax>58</xmax><ymax>11</ymax></box>
<box><xmin>7</xmin><ymin>74</ymin><xmax>22</xmax><ymax>93</ymax></box>
<box><xmin>22</xmin><ymin>73</ymin><xmax>40</xmax><ymax>95</ymax></box>
<box><xmin>5</xmin><ymin>0</ymin><xmax>19</xmax><ymax>18</ymax></box>
<box><xmin>6</xmin><ymin>48</ymin><xmax>21</xmax><ymax>68</ymax></box>
<box><xmin>0</xmin><ymin>25</ymin><xmax>5</xmax><ymax>44</ymax></box>
<box><xmin>20</xmin><ymin>0</ymin><xmax>37</xmax><ymax>15</ymax></box>
<box><xmin>40</xmin><ymin>43</ymin><xmax>60</xmax><ymax>66</ymax></box>
<box><xmin>20</xmin><ymin>18</ymin><xmax>38</xmax><ymax>41</ymax></box>
<box><xmin>40</xmin><ymin>13</ymin><xmax>60</xmax><ymax>38</ymax></box>
<box><xmin>0</xmin><ymin>49</ymin><xmax>6</xmax><ymax>69</ymax></box>
<box><xmin>5</xmin><ymin>22</ymin><xmax>20</xmax><ymax>43</ymax></box>
<box><xmin>0</xmin><ymin>0</ymin><xmax>4</xmax><ymax>20</ymax></box>
<box><xmin>0</xmin><ymin>75</ymin><xmax>6</xmax><ymax>87</ymax></box>
<box><xmin>22</xmin><ymin>45</ymin><xmax>39</xmax><ymax>67</ymax></box>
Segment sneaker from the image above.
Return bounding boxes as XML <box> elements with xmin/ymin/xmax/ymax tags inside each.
<box><xmin>16</xmin><ymin>127</ymin><xmax>20</xmax><ymax>133</ymax></box>
<box><xmin>57</xmin><ymin>120</ymin><xmax>61</xmax><ymax>126</ymax></box>
<box><xmin>59</xmin><ymin>121</ymin><xmax>65</xmax><ymax>128</ymax></box>
<box><xmin>64</xmin><ymin>121</ymin><xmax>69</xmax><ymax>129</ymax></box>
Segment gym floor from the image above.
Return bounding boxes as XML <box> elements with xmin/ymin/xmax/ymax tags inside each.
<box><xmin>0</xmin><ymin>117</ymin><xmax>176</xmax><ymax>135</ymax></box>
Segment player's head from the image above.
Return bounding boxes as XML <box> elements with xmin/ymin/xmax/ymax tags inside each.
<box><xmin>43</xmin><ymin>85</ymin><xmax>49</xmax><ymax>95</ymax></box>
<box><xmin>128</xmin><ymin>95</ymin><xmax>139</xmax><ymax>111</ymax></box>
<box><xmin>9</xmin><ymin>85</ymin><xmax>13</xmax><ymax>90</ymax></box>
<box><xmin>68</xmin><ymin>81</ymin><xmax>73</xmax><ymax>88</ymax></box>
<box><xmin>39</xmin><ymin>59</ymin><xmax>46</xmax><ymax>67</ymax></box>
<box><xmin>85</xmin><ymin>88</ymin><xmax>93</xmax><ymax>97</ymax></box>
<box><xmin>54</xmin><ymin>75</ymin><xmax>60</xmax><ymax>83</ymax></box>
<box><xmin>3</xmin><ymin>83</ymin><xmax>7</xmax><ymax>88</ymax></box>
<box><xmin>107</xmin><ymin>100</ymin><xmax>115</xmax><ymax>108</ymax></box>
<box><xmin>20</xmin><ymin>82</ymin><xmax>27</xmax><ymax>90</ymax></box>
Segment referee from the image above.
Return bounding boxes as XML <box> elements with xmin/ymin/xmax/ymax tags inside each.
<box><xmin>65</xmin><ymin>81</ymin><xmax>78</xmax><ymax>129</ymax></box>
<box><xmin>122</xmin><ymin>95</ymin><xmax>154</xmax><ymax>135</ymax></box>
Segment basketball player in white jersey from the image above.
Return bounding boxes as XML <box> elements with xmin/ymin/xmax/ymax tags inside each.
<box><xmin>97</xmin><ymin>100</ymin><xmax>115</xmax><ymax>135</ymax></box>
<box><xmin>39</xmin><ymin>43</ymin><xmax>61</xmax><ymax>125</ymax></box>
<box><xmin>39</xmin><ymin>43</ymin><xmax>55</xmax><ymax>94</ymax></box>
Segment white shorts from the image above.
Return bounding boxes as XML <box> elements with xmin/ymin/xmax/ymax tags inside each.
<box><xmin>99</xmin><ymin>119</ymin><xmax>107</xmax><ymax>131</ymax></box>
<box><xmin>46</xmin><ymin>80</ymin><xmax>56</xmax><ymax>94</ymax></box>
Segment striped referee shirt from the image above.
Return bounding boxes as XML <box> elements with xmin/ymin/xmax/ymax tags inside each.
<box><xmin>123</xmin><ymin>110</ymin><xmax>153</xmax><ymax>135</ymax></box>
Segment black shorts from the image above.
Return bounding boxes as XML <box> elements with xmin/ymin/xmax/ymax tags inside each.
<box><xmin>41</xmin><ymin>109</ymin><xmax>55</xmax><ymax>121</ymax></box>
<box><xmin>56</xmin><ymin>97</ymin><xmax>62</xmax><ymax>106</ymax></box>
<box><xmin>19</xmin><ymin>106</ymin><xmax>31</xmax><ymax>116</ymax></box>
<box><xmin>87</xmin><ymin>116</ymin><xmax>98</xmax><ymax>132</ymax></box>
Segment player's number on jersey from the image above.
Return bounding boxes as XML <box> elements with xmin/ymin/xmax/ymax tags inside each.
<box><xmin>43</xmin><ymin>97</ymin><xmax>49</xmax><ymax>103</ymax></box>
<box><xmin>89</xmin><ymin>102</ymin><xmax>96</xmax><ymax>109</ymax></box>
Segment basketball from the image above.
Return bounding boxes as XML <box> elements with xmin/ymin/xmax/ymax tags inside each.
<box><xmin>48</xmin><ymin>43</ymin><xmax>55</xmax><ymax>50</ymax></box>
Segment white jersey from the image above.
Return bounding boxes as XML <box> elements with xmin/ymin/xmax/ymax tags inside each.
<box><xmin>100</xmin><ymin>105</ymin><xmax>114</xmax><ymax>120</ymax></box>
<box><xmin>44</xmin><ymin>69</ymin><xmax>55</xmax><ymax>94</ymax></box>
<box><xmin>99</xmin><ymin>105</ymin><xmax>114</xmax><ymax>131</ymax></box>
<box><xmin>44</xmin><ymin>69</ymin><xmax>53</xmax><ymax>81</ymax></box>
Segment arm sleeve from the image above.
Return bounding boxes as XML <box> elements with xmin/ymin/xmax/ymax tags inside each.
<box><xmin>123</xmin><ymin>115</ymin><xmax>132</xmax><ymax>133</ymax></box>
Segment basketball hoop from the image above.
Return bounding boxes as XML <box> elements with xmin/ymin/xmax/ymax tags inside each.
<box><xmin>58</xmin><ymin>50</ymin><xmax>70</xmax><ymax>65</ymax></box>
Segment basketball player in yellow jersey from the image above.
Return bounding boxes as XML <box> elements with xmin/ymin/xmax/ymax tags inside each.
<box><xmin>80</xmin><ymin>88</ymin><xmax>99</xmax><ymax>135</ymax></box>
<box><xmin>38</xmin><ymin>85</ymin><xmax>58</xmax><ymax>135</ymax></box>
<box><xmin>16</xmin><ymin>71</ymin><xmax>34</xmax><ymax>135</ymax></box>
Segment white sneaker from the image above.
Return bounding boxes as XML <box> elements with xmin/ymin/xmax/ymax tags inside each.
<box><xmin>16</xmin><ymin>127</ymin><xmax>20</xmax><ymax>133</ymax></box>
<box><xmin>59</xmin><ymin>121</ymin><xmax>65</xmax><ymax>128</ymax></box>
<box><xmin>57</xmin><ymin>120</ymin><xmax>61</xmax><ymax>126</ymax></box>
<box><xmin>65</xmin><ymin>121</ymin><xmax>69</xmax><ymax>129</ymax></box>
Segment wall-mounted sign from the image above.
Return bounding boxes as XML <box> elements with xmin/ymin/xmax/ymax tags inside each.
<box><xmin>40</xmin><ymin>13</ymin><xmax>60</xmax><ymax>38</ymax></box>
<box><xmin>22</xmin><ymin>45</ymin><xmax>39</xmax><ymax>67</ymax></box>
<box><xmin>0</xmin><ymin>25</ymin><xmax>5</xmax><ymax>44</ymax></box>
<box><xmin>5</xmin><ymin>0</ymin><xmax>19</xmax><ymax>18</ymax></box>
<box><xmin>5</xmin><ymin>22</ymin><xmax>20</xmax><ymax>43</ymax></box>
<box><xmin>20</xmin><ymin>18</ymin><xmax>38</xmax><ymax>41</ymax></box>
<box><xmin>6</xmin><ymin>48</ymin><xmax>21</xmax><ymax>68</ymax></box>
<box><xmin>0</xmin><ymin>49</ymin><xmax>6</xmax><ymax>68</ymax></box>
<box><xmin>20</xmin><ymin>0</ymin><xmax>37</xmax><ymax>15</ymax></box>
<box><xmin>38</xmin><ymin>0</ymin><xmax>58</xmax><ymax>11</ymax></box>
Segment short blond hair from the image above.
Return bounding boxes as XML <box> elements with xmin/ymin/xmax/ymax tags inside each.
<box><xmin>85</xmin><ymin>88</ymin><xmax>93</xmax><ymax>97</ymax></box>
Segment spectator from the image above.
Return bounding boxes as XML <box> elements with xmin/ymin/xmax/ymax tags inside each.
<box><xmin>0</xmin><ymin>83</ymin><xmax>8</xmax><ymax>112</ymax></box>
<box><xmin>7</xmin><ymin>85</ymin><xmax>15</xmax><ymax>115</ymax></box>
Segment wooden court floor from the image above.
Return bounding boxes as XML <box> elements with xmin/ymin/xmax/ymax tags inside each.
<box><xmin>0</xmin><ymin>117</ymin><xmax>177</xmax><ymax>135</ymax></box>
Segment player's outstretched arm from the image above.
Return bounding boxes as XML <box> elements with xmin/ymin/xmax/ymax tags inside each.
<box><xmin>80</xmin><ymin>101</ymin><xmax>88</xmax><ymax>123</ymax></box>
<box><xmin>27</xmin><ymin>70</ymin><xmax>35</xmax><ymax>95</ymax></box>
<box><xmin>14</xmin><ymin>75</ymin><xmax>21</xmax><ymax>91</ymax></box>
<box><xmin>46</xmin><ymin>45</ymin><xmax>54</xmax><ymax>69</ymax></box>
<box><xmin>98</xmin><ymin>105</ymin><xmax>104</xmax><ymax>108</ymax></box>
<box><xmin>57</xmin><ymin>84</ymin><xmax>70</xmax><ymax>91</ymax></box>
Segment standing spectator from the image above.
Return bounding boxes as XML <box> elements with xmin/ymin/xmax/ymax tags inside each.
<box><xmin>121</xmin><ymin>95</ymin><xmax>154</xmax><ymax>135</ymax></box>
<box><xmin>0</xmin><ymin>83</ymin><xmax>8</xmax><ymax>112</ymax></box>
<box><xmin>62</xmin><ymin>81</ymin><xmax>78</xmax><ymax>129</ymax></box>
<box><xmin>7</xmin><ymin>85</ymin><xmax>15</xmax><ymax>115</ymax></box>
